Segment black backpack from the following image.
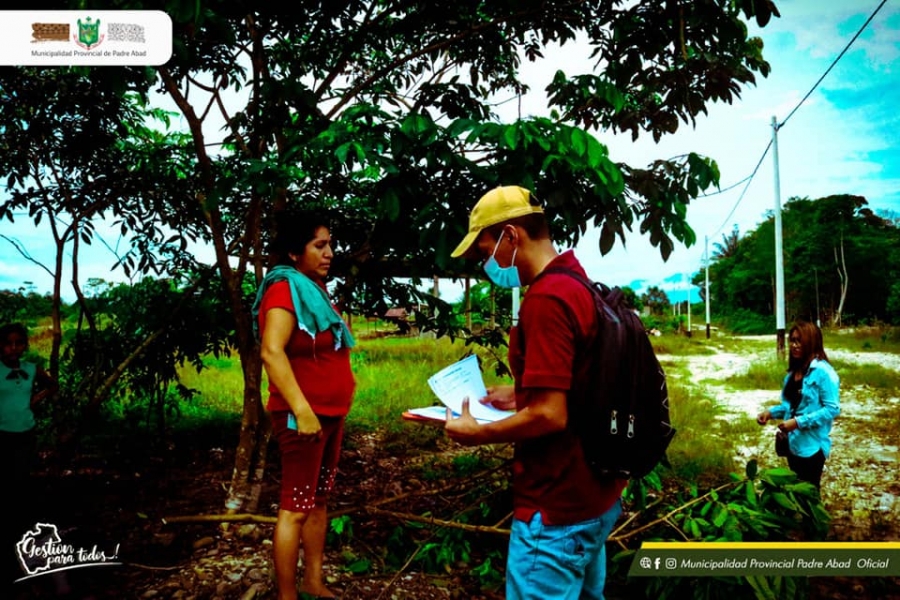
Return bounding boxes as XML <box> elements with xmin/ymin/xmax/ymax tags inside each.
<box><xmin>535</xmin><ymin>267</ymin><xmax>676</xmax><ymax>480</ymax></box>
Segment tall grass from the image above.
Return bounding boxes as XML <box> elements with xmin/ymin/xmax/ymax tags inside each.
<box><xmin>826</xmin><ymin>325</ymin><xmax>900</xmax><ymax>354</ymax></box>
<box><xmin>649</xmin><ymin>334</ymin><xmax>716</xmax><ymax>356</ymax></box>
<box><xmin>177</xmin><ymin>354</ymin><xmax>245</xmax><ymax>413</ymax></box>
<box><xmin>830</xmin><ymin>359</ymin><xmax>900</xmax><ymax>395</ymax></box>
<box><xmin>723</xmin><ymin>353</ymin><xmax>785</xmax><ymax>391</ymax></box>
<box><xmin>49</xmin><ymin>324</ymin><xmax>900</xmax><ymax>483</ymax></box>
<box><xmin>168</xmin><ymin>332</ymin><xmax>757</xmax><ymax>477</ymax></box>
<box><xmin>348</xmin><ymin>336</ymin><xmax>510</xmax><ymax>441</ymax></box>
<box><xmin>660</xmin><ymin>360</ymin><xmax>754</xmax><ymax>481</ymax></box>
<box><xmin>664</xmin><ymin>381</ymin><xmax>749</xmax><ymax>482</ymax></box>
<box><xmin>172</xmin><ymin>335</ymin><xmax>512</xmax><ymax>441</ymax></box>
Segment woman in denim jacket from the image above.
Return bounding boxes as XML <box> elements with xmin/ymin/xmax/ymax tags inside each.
<box><xmin>757</xmin><ymin>321</ymin><xmax>840</xmax><ymax>489</ymax></box>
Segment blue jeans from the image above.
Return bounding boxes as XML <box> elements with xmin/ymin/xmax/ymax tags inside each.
<box><xmin>506</xmin><ymin>499</ymin><xmax>623</xmax><ymax>600</ymax></box>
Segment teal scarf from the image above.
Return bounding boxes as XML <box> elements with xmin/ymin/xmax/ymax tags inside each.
<box><xmin>251</xmin><ymin>265</ymin><xmax>355</xmax><ymax>350</ymax></box>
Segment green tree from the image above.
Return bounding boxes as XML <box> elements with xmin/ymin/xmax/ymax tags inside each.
<box><xmin>713</xmin><ymin>225</ymin><xmax>741</xmax><ymax>259</ymax></box>
<box><xmin>0</xmin><ymin>67</ymin><xmax>197</xmax><ymax>379</ymax></box>
<box><xmin>707</xmin><ymin>194</ymin><xmax>900</xmax><ymax>327</ymax></box>
<box><xmin>156</xmin><ymin>0</ymin><xmax>777</xmax><ymax>511</ymax></box>
<box><xmin>620</xmin><ymin>286</ymin><xmax>643</xmax><ymax>313</ymax></box>
<box><xmin>62</xmin><ymin>276</ymin><xmax>235</xmax><ymax>435</ymax></box>
<box><xmin>6</xmin><ymin>0</ymin><xmax>781</xmax><ymax>510</ymax></box>
<box><xmin>461</xmin><ymin>281</ymin><xmax>513</xmax><ymax>330</ymax></box>
<box><xmin>641</xmin><ymin>286</ymin><xmax>671</xmax><ymax>316</ymax></box>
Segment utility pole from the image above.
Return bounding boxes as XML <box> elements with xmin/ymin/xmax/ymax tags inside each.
<box><xmin>685</xmin><ymin>271</ymin><xmax>692</xmax><ymax>337</ymax></box>
<box><xmin>772</xmin><ymin>116</ymin><xmax>786</xmax><ymax>357</ymax></box>
<box><xmin>512</xmin><ymin>287</ymin><xmax>521</xmax><ymax>327</ymax></box>
<box><xmin>464</xmin><ymin>277</ymin><xmax>472</xmax><ymax>330</ymax></box>
<box><xmin>815</xmin><ymin>268</ymin><xmax>821</xmax><ymax>328</ymax></box>
<box><xmin>705</xmin><ymin>235</ymin><xmax>711</xmax><ymax>339</ymax></box>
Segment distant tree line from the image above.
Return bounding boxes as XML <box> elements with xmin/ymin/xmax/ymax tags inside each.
<box><xmin>697</xmin><ymin>194</ymin><xmax>900</xmax><ymax>332</ymax></box>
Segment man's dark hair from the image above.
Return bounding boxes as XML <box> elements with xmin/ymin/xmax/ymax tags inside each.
<box><xmin>483</xmin><ymin>213</ymin><xmax>549</xmax><ymax>242</ymax></box>
<box><xmin>0</xmin><ymin>322</ymin><xmax>29</xmax><ymax>346</ymax></box>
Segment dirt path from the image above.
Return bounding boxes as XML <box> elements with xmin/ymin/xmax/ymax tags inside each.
<box><xmin>668</xmin><ymin>346</ymin><xmax>900</xmax><ymax>542</ymax></box>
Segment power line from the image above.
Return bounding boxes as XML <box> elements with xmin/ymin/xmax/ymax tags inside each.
<box><xmin>709</xmin><ymin>139</ymin><xmax>773</xmax><ymax>238</ymax></box>
<box><xmin>704</xmin><ymin>0</ymin><xmax>888</xmax><ymax>241</ymax></box>
<box><xmin>778</xmin><ymin>0</ymin><xmax>889</xmax><ymax>129</ymax></box>
<box><xmin>698</xmin><ymin>174</ymin><xmax>753</xmax><ymax>198</ymax></box>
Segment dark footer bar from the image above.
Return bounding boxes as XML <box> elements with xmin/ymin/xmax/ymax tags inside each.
<box><xmin>628</xmin><ymin>542</ymin><xmax>900</xmax><ymax>577</ymax></box>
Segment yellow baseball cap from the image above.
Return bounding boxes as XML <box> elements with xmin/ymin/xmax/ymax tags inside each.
<box><xmin>451</xmin><ymin>185</ymin><xmax>543</xmax><ymax>258</ymax></box>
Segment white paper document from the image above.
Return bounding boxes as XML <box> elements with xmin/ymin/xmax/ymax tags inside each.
<box><xmin>423</xmin><ymin>354</ymin><xmax>512</xmax><ymax>423</ymax></box>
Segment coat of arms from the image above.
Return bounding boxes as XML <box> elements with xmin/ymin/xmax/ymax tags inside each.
<box><xmin>76</xmin><ymin>17</ymin><xmax>102</xmax><ymax>49</ymax></box>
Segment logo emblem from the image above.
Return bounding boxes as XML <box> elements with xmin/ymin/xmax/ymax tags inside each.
<box><xmin>75</xmin><ymin>17</ymin><xmax>102</xmax><ymax>49</ymax></box>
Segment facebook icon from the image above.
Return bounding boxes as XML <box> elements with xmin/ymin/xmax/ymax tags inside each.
<box><xmin>654</xmin><ymin>557</ymin><xmax>661</xmax><ymax>570</ymax></box>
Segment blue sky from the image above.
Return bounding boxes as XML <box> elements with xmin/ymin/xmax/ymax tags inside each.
<box><xmin>1</xmin><ymin>1</ymin><xmax>898</xmax><ymax>305</ymax></box>
<box><xmin>564</xmin><ymin>0</ymin><xmax>900</xmax><ymax>304</ymax></box>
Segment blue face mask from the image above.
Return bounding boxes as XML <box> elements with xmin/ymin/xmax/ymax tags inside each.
<box><xmin>483</xmin><ymin>232</ymin><xmax>521</xmax><ymax>288</ymax></box>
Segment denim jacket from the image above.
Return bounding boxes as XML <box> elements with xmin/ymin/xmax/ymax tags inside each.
<box><xmin>769</xmin><ymin>358</ymin><xmax>840</xmax><ymax>458</ymax></box>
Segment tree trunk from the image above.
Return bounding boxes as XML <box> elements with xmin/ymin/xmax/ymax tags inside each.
<box><xmin>464</xmin><ymin>277</ymin><xmax>472</xmax><ymax>330</ymax></box>
<box><xmin>225</xmin><ymin>342</ymin><xmax>269</xmax><ymax>514</ymax></box>
<box><xmin>832</xmin><ymin>236</ymin><xmax>848</xmax><ymax>327</ymax></box>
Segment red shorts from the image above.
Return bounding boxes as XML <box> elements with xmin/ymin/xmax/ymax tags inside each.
<box><xmin>271</xmin><ymin>411</ymin><xmax>345</xmax><ymax>513</ymax></box>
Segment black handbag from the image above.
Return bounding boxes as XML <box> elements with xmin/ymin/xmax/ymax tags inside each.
<box><xmin>775</xmin><ymin>376</ymin><xmax>801</xmax><ymax>458</ymax></box>
<box><xmin>775</xmin><ymin>429</ymin><xmax>790</xmax><ymax>457</ymax></box>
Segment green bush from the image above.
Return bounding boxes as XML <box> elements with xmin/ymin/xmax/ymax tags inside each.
<box><xmin>610</xmin><ymin>460</ymin><xmax>828</xmax><ymax>600</ymax></box>
<box><xmin>717</xmin><ymin>309</ymin><xmax>774</xmax><ymax>335</ymax></box>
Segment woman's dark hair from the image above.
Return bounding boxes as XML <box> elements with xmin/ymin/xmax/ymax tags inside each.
<box><xmin>788</xmin><ymin>320</ymin><xmax>829</xmax><ymax>373</ymax></box>
<box><xmin>269</xmin><ymin>210</ymin><xmax>332</xmax><ymax>266</ymax></box>
<box><xmin>0</xmin><ymin>322</ymin><xmax>29</xmax><ymax>347</ymax></box>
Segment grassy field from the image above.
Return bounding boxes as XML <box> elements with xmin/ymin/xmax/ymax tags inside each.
<box><xmin>172</xmin><ymin>326</ymin><xmax>891</xmax><ymax>483</ymax></box>
<box><xmin>25</xmin><ymin>321</ymin><xmax>900</xmax><ymax>483</ymax></box>
<box><xmin>17</xmin><ymin>321</ymin><xmax>900</xmax><ymax>600</ymax></box>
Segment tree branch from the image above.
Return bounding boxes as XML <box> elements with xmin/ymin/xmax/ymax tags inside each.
<box><xmin>325</xmin><ymin>1</ymin><xmax>589</xmax><ymax>119</ymax></box>
<box><xmin>0</xmin><ymin>234</ymin><xmax>54</xmax><ymax>279</ymax></box>
<box><xmin>609</xmin><ymin>480</ymin><xmax>739</xmax><ymax>543</ymax></box>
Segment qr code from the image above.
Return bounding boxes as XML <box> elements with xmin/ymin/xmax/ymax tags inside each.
<box><xmin>107</xmin><ymin>23</ymin><xmax>145</xmax><ymax>43</ymax></box>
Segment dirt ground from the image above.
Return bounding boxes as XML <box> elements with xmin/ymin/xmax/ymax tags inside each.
<box><xmin>8</xmin><ymin>336</ymin><xmax>900</xmax><ymax>599</ymax></box>
<box><xmin>669</xmin><ymin>342</ymin><xmax>900</xmax><ymax>542</ymax></box>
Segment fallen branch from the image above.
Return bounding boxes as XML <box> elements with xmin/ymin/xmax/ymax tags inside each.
<box><xmin>162</xmin><ymin>459</ymin><xmax>510</xmax><ymax>524</ymax></box>
<box><xmin>162</xmin><ymin>513</ymin><xmax>275</xmax><ymax>525</ymax></box>
<box><xmin>365</xmin><ymin>506</ymin><xmax>510</xmax><ymax>536</ymax></box>
<box><xmin>609</xmin><ymin>480</ymin><xmax>739</xmax><ymax>543</ymax></box>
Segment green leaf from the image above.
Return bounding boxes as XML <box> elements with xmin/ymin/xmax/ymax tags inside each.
<box><xmin>712</xmin><ymin>505</ymin><xmax>728</xmax><ymax>528</ymax></box>
<box><xmin>503</xmin><ymin>125</ymin><xmax>520</xmax><ymax>150</ymax></box>
<box><xmin>746</xmin><ymin>459</ymin><xmax>758</xmax><ymax>480</ymax></box>
<box><xmin>570</xmin><ymin>128</ymin><xmax>588</xmax><ymax>157</ymax></box>
<box><xmin>345</xmin><ymin>558</ymin><xmax>371</xmax><ymax>574</ymax></box>
<box><xmin>688</xmin><ymin>518</ymin><xmax>702</xmax><ymax>539</ymax></box>
<box><xmin>744</xmin><ymin>480</ymin><xmax>758</xmax><ymax>507</ymax></box>
<box><xmin>771</xmin><ymin>492</ymin><xmax>799</xmax><ymax>511</ymax></box>
<box><xmin>599</xmin><ymin>220</ymin><xmax>616</xmax><ymax>254</ymax></box>
<box><xmin>746</xmin><ymin>575</ymin><xmax>777</xmax><ymax>600</ymax></box>
<box><xmin>335</xmin><ymin>142</ymin><xmax>351</xmax><ymax>164</ymax></box>
<box><xmin>380</xmin><ymin>191</ymin><xmax>401</xmax><ymax>222</ymax></box>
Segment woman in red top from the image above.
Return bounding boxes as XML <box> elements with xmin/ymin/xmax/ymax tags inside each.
<box><xmin>254</xmin><ymin>211</ymin><xmax>356</xmax><ymax>600</ymax></box>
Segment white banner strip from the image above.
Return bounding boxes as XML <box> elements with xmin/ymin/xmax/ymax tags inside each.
<box><xmin>2</xmin><ymin>10</ymin><xmax>172</xmax><ymax>66</ymax></box>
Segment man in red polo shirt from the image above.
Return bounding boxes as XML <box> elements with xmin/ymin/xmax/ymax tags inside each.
<box><xmin>445</xmin><ymin>185</ymin><xmax>627</xmax><ymax>600</ymax></box>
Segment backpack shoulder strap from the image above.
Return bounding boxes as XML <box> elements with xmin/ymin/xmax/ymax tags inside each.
<box><xmin>535</xmin><ymin>265</ymin><xmax>595</xmax><ymax>291</ymax></box>
<box><xmin>536</xmin><ymin>266</ymin><xmax>620</xmax><ymax>323</ymax></box>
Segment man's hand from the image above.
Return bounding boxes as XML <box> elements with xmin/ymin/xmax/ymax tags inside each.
<box><xmin>756</xmin><ymin>409</ymin><xmax>771</xmax><ymax>426</ymax></box>
<box><xmin>445</xmin><ymin>398</ymin><xmax>484</xmax><ymax>446</ymax></box>
<box><xmin>480</xmin><ymin>385</ymin><xmax>516</xmax><ymax>411</ymax></box>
